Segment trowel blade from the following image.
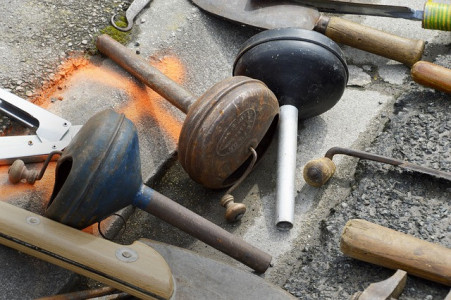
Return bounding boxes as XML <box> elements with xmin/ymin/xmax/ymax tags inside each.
<box><xmin>140</xmin><ymin>239</ymin><xmax>296</xmax><ymax>299</ymax></box>
<box><xmin>191</xmin><ymin>0</ymin><xmax>320</xmax><ymax>30</ymax></box>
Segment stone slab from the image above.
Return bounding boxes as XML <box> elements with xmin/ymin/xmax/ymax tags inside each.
<box><xmin>0</xmin><ymin>0</ymin><xmax>449</xmax><ymax>298</ymax></box>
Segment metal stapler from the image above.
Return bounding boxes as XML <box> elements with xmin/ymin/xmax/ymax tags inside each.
<box><xmin>0</xmin><ymin>88</ymin><xmax>81</xmax><ymax>165</ymax></box>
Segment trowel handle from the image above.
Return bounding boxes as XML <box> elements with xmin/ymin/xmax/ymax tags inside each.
<box><xmin>0</xmin><ymin>201</ymin><xmax>174</xmax><ymax>300</ymax></box>
<box><xmin>135</xmin><ymin>185</ymin><xmax>272</xmax><ymax>273</ymax></box>
<box><xmin>316</xmin><ymin>16</ymin><xmax>425</xmax><ymax>66</ymax></box>
<box><xmin>340</xmin><ymin>219</ymin><xmax>451</xmax><ymax>286</ymax></box>
<box><xmin>411</xmin><ymin>61</ymin><xmax>451</xmax><ymax>93</ymax></box>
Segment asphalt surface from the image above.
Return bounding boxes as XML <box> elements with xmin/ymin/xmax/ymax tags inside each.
<box><xmin>284</xmin><ymin>90</ymin><xmax>451</xmax><ymax>299</ymax></box>
<box><xmin>0</xmin><ymin>0</ymin><xmax>450</xmax><ymax>299</ymax></box>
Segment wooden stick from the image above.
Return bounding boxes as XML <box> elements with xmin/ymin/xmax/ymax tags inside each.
<box><xmin>340</xmin><ymin>219</ymin><xmax>451</xmax><ymax>286</ymax></box>
<box><xmin>0</xmin><ymin>201</ymin><xmax>174</xmax><ymax>299</ymax></box>
<box><xmin>320</xmin><ymin>16</ymin><xmax>425</xmax><ymax>66</ymax></box>
<box><xmin>411</xmin><ymin>61</ymin><xmax>451</xmax><ymax>93</ymax></box>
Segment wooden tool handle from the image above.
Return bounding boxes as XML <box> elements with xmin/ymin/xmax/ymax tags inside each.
<box><xmin>0</xmin><ymin>201</ymin><xmax>174</xmax><ymax>300</ymax></box>
<box><xmin>423</xmin><ymin>2</ymin><xmax>451</xmax><ymax>31</ymax></box>
<box><xmin>340</xmin><ymin>219</ymin><xmax>451</xmax><ymax>286</ymax></box>
<box><xmin>317</xmin><ymin>16</ymin><xmax>425</xmax><ymax>66</ymax></box>
<box><xmin>411</xmin><ymin>61</ymin><xmax>451</xmax><ymax>93</ymax></box>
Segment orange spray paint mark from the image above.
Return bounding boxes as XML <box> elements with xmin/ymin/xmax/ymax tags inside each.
<box><xmin>52</xmin><ymin>55</ymin><xmax>185</xmax><ymax>143</ymax></box>
<box><xmin>1</xmin><ymin>53</ymin><xmax>185</xmax><ymax>220</ymax></box>
<box><xmin>119</xmin><ymin>55</ymin><xmax>186</xmax><ymax>142</ymax></box>
<box><xmin>32</xmin><ymin>56</ymin><xmax>90</xmax><ymax>108</ymax></box>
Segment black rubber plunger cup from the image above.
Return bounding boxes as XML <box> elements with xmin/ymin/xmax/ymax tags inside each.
<box><xmin>233</xmin><ymin>28</ymin><xmax>348</xmax><ymax>230</ymax></box>
<box><xmin>44</xmin><ymin>109</ymin><xmax>272</xmax><ymax>273</ymax></box>
<box><xmin>96</xmin><ymin>34</ymin><xmax>279</xmax><ymax>222</ymax></box>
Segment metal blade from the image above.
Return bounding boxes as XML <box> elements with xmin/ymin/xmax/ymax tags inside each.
<box><xmin>141</xmin><ymin>239</ymin><xmax>296</xmax><ymax>299</ymax></box>
<box><xmin>191</xmin><ymin>0</ymin><xmax>320</xmax><ymax>30</ymax></box>
<box><xmin>290</xmin><ymin>0</ymin><xmax>424</xmax><ymax>21</ymax></box>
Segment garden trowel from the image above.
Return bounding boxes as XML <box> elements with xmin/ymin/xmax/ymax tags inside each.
<box><xmin>191</xmin><ymin>0</ymin><xmax>425</xmax><ymax>66</ymax></box>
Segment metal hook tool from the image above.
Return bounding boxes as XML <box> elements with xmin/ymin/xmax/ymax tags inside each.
<box><xmin>111</xmin><ymin>0</ymin><xmax>152</xmax><ymax>32</ymax></box>
<box><xmin>303</xmin><ymin>146</ymin><xmax>451</xmax><ymax>187</ymax></box>
<box><xmin>0</xmin><ymin>88</ymin><xmax>81</xmax><ymax>165</ymax></box>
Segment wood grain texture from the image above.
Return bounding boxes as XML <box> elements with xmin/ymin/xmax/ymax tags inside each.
<box><xmin>411</xmin><ymin>61</ymin><xmax>451</xmax><ymax>93</ymax></box>
<box><xmin>324</xmin><ymin>17</ymin><xmax>425</xmax><ymax>66</ymax></box>
<box><xmin>0</xmin><ymin>201</ymin><xmax>174</xmax><ymax>300</ymax></box>
<box><xmin>340</xmin><ymin>219</ymin><xmax>451</xmax><ymax>286</ymax></box>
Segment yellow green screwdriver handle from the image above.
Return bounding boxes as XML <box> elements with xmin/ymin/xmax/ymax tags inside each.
<box><xmin>423</xmin><ymin>2</ymin><xmax>451</xmax><ymax>30</ymax></box>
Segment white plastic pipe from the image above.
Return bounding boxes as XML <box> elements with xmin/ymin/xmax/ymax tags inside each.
<box><xmin>275</xmin><ymin>105</ymin><xmax>298</xmax><ymax>230</ymax></box>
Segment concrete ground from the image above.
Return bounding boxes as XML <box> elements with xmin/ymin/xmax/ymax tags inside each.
<box><xmin>0</xmin><ymin>0</ymin><xmax>449</xmax><ymax>299</ymax></box>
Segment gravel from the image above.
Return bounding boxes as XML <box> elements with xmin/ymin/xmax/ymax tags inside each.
<box><xmin>283</xmin><ymin>90</ymin><xmax>450</xmax><ymax>299</ymax></box>
<box><xmin>0</xmin><ymin>0</ymin><xmax>136</xmax><ymax>136</ymax></box>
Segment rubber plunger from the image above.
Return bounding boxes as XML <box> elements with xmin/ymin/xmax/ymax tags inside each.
<box><xmin>233</xmin><ymin>28</ymin><xmax>348</xmax><ymax>230</ymax></box>
<box><xmin>44</xmin><ymin>109</ymin><xmax>272</xmax><ymax>273</ymax></box>
<box><xmin>96</xmin><ymin>34</ymin><xmax>279</xmax><ymax>190</ymax></box>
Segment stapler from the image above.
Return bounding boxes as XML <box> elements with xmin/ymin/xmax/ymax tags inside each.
<box><xmin>0</xmin><ymin>88</ymin><xmax>81</xmax><ymax>165</ymax></box>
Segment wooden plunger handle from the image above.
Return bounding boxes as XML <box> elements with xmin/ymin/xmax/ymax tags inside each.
<box><xmin>315</xmin><ymin>16</ymin><xmax>425</xmax><ymax>66</ymax></box>
<box><xmin>411</xmin><ymin>61</ymin><xmax>451</xmax><ymax>93</ymax></box>
<box><xmin>0</xmin><ymin>201</ymin><xmax>174</xmax><ymax>300</ymax></box>
<box><xmin>340</xmin><ymin>219</ymin><xmax>451</xmax><ymax>286</ymax></box>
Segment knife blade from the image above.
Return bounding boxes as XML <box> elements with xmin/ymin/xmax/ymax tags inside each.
<box><xmin>290</xmin><ymin>0</ymin><xmax>424</xmax><ymax>21</ymax></box>
<box><xmin>191</xmin><ymin>0</ymin><xmax>425</xmax><ymax>66</ymax></box>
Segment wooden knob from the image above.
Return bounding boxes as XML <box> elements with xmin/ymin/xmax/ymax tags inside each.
<box><xmin>220</xmin><ymin>194</ymin><xmax>247</xmax><ymax>223</ymax></box>
<box><xmin>303</xmin><ymin>157</ymin><xmax>336</xmax><ymax>187</ymax></box>
<box><xmin>8</xmin><ymin>160</ymin><xmax>38</xmax><ymax>184</ymax></box>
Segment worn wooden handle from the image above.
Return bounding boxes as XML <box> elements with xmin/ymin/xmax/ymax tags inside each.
<box><xmin>0</xmin><ymin>201</ymin><xmax>174</xmax><ymax>300</ymax></box>
<box><xmin>321</xmin><ymin>16</ymin><xmax>425</xmax><ymax>66</ymax></box>
<box><xmin>340</xmin><ymin>219</ymin><xmax>451</xmax><ymax>286</ymax></box>
<box><xmin>411</xmin><ymin>61</ymin><xmax>451</xmax><ymax>93</ymax></box>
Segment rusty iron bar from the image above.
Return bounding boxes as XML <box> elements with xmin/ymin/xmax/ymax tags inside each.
<box><xmin>325</xmin><ymin>146</ymin><xmax>451</xmax><ymax>181</ymax></box>
<box><xmin>35</xmin><ymin>286</ymin><xmax>117</xmax><ymax>300</ymax></box>
<box><xmin>96</xmin><ymin>34</ymin><xmax>196</xmax><ymax>114</ymax></box>
<box><xmin>137</xmin><ymin>185</ymin><xmax>272</xmax><ymax>273</ymax></box>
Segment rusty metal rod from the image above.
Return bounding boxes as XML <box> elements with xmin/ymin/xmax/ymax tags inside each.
<box><xmin>96</xmin><ymin>34</ymin><xmax>196</xmax><ymax>114</ymax></box>
<box><xmin>325</xmin><ymin>146</ymin><xmax>451</xmax><ymax>181</ymax></box>
<box><xmin>304</xmin><ymin>146</ymin><xmax>451</xmax><ymax>187</ymax></box>
<box><xmin>134</xmin><ymin>185</ymin><xmax>272</xmax><ymax>273</ymax></box>
<box><xmin>35</xmin><ymin>286</ymin><xmax>117</xmax><ymax>300</ymax></box>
